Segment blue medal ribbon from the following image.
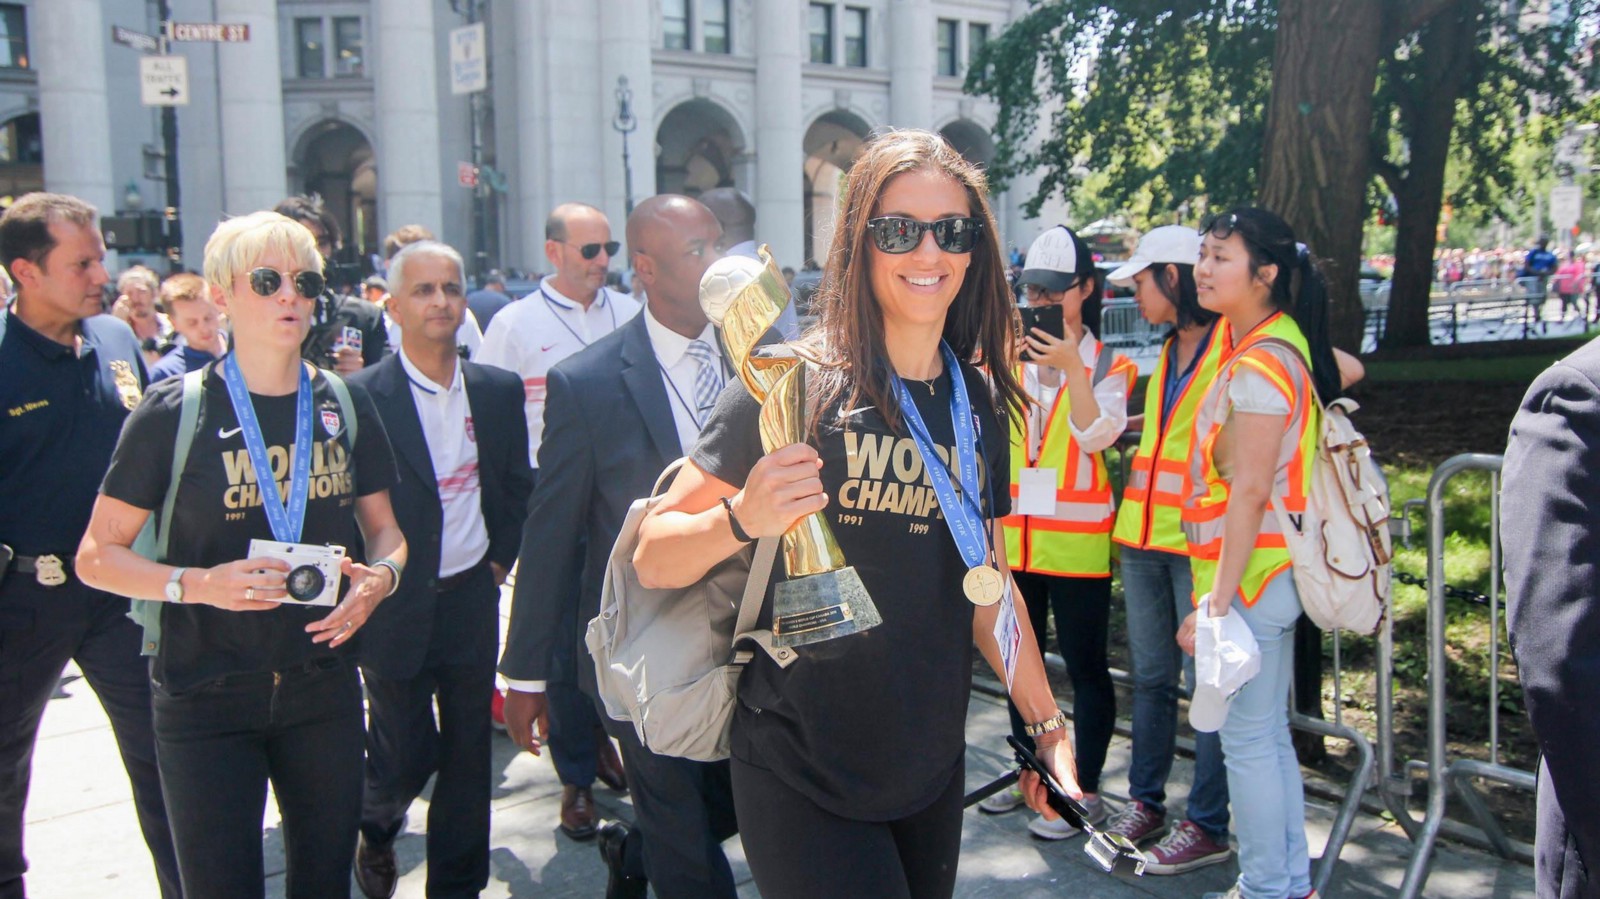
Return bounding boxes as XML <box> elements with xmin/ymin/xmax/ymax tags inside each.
<box><xmin>221</xmin><ymin>354</ymin><xmax>314</xmax><ymax>543</ymax></box>
<box><xmin>892</xmin><ymin>341</ymin><xmax>990</xmax><ymax>570</ymax></box>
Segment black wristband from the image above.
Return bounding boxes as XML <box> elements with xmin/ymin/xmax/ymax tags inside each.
<box><xmin>721</xmin><ymin>496</ymin><xmax>756</xmax><ymax>543</ymax></box>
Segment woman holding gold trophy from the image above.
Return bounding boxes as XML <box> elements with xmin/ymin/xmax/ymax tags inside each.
<box><xmin>633</xmin><ymin>129</ymin><xmax>1077</xmax><ymax>897</ymax></box>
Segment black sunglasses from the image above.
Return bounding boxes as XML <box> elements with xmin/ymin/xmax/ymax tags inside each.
<box><xmin>562</xmin><ymin>240</ymin><xmax>621</xmax><ymax>260</ymax></box>
<box><xmin>866</xmin><ymin>216</ymin><xmax>983</xmax><ymax>255</ymax></box>
<box><xmin>248</xmin><ymin>267</ymin><xmax>325</xmax><ymax>299</ymax></box>
<box><xmin>1200</xmin><ymin>213</ymin><xmax>1238</xmax><ymax>240</ymax></box>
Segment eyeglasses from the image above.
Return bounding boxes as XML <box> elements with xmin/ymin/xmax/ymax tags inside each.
<box><xmin>561</xmin><ymin>240</ymin><xmax>621</xmax><ymax>260</ymax></box>
<box><xmin>248</xmin><ymin>268</ymin><xmax>326</xmax><ymax>300</ymax></box>
<box><xmin>1200</xmin><ymin>213</ymin><xmax>1238</xmax><ymax>240</ymax></box>
<box><xmin>865</xmin><ymin>216</ymin><xmax>983</xmax><ymax>255</ymax></box>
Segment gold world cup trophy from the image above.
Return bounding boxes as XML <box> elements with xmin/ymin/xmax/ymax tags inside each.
<box><xmin>699</xmin><ymin>247</ymin><xmax>882</xmax><ymax>647</ymax></box>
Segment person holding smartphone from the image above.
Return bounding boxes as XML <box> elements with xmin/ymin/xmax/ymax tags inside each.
<box><xmin>631</xmin><ymin>129</ymin><xmax>1078</xmax><ymax>898</ymax></box>
<box><xmin>981</xmin><ymin>226</ymin><xmax>1135</xmax><ymax>841</ymax></box>
<box><xmin>77</xmin><ymin>210</ymin><xmax>407</xmax><ymax>898</ymax></box>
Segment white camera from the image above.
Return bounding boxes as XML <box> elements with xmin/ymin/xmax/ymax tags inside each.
<box><xmin>248</xmin><ymin>540</ymin><xmax>346</xmax><ymax>607</ymax></box>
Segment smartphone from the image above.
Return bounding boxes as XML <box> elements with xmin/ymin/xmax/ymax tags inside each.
<box><xmin>0</xmin><ymin>544</ymin><xmax>12</xmax><ymax>590</ymax></box>
<box><xmin>330</xmin><ymin>325</ymin><xmax>363</xmax><ymax>360</ymax></box>
<box><xmin>1017</xmin><ymin>305</ymin><xmax>1064</xmax><ymax>362</ymax></box>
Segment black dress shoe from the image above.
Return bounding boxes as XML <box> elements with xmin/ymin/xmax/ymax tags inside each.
<box><xmin>560</xmin><ymin>784</ymin><xmax>598</xmax><ymax>840</ymax></box>
<box><xmin>597</xmin><ymin>821</ymin><xmax>647</xmax><ymax>899</ymax></box>
<box><xmin>353</xmin><ymin>834</ymin><xmax>398</xmax><ymax>899</ymax></box>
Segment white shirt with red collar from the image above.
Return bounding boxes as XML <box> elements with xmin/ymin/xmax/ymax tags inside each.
<box><xmin>398</xmin><ymin>348</ymin><xmax>491</xmax><ymax>577</ymax></box>
<box><xmin>473</xmin><ymin>276</ymin><xmax>641</xmax><ymax>467</ymax></box>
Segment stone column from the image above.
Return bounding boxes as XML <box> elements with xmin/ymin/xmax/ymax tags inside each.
<box><xmin>888</xmin><ymin>0</ymin><xmax>934</xmax><ymax>129</ymax></box>
<box><xmin>512</xmin><ymin>0</ymin><xmax>551</xmax><ymax>268</ymax></box>
<box><xmin>216</xmin><ymin>0</ymin><xmax>287</xmax><ymax>213</ymax></box>
<box><xmin>373</xmin><ymin>0</ymin><xmax>445</xmax><ymax>235</ymax></box>
<box><xmin>599</xmin><ymin>0</ymin><xmax>655</xmax><ymax>232</ymax></box>
<box><xmin>754</xmin><ymin>0</ymin><xmax>804</xmax><ymax>268</ymax></box>
<box><xmin>34</xmin><ymin>0</ymin><xmax>113</xmax><ymax>213</ymax></box>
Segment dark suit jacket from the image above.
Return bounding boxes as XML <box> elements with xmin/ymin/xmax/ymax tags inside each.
<box><xmin>349</xmin><ymin>354</ymin><xmax>532</xmax><ymax>680</ymax></box>
<box><xmin>1503</xmin><ymin>336</ymin><xmax>1600</xmax><ymax>898</ymax></box>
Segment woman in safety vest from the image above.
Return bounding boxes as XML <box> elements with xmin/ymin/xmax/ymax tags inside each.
<box><xmin>1177</xmin><ymin>207</ymin><xmax>1342</xmax><ymax>899</ymax></box>
<box><xmin>981</xmin><ymin>225</ymin><xmax>1135</xmax><ymax>838</ymax></box>
<box><xmin>1100</xmin><ymin>225</ymin><xmax>1236</xmax><ymax>874</ymax></box>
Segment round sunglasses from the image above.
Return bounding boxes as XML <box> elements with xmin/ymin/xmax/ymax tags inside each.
<box><xmin>866</xmin><ymin>216</ymin><xmax>983</xmax><ymax>255</ymax></box>
<box><xmin>559</xmin><ymin>239</ymin><xmax>621</xmax><ymax>260</ymax></box>
<box><xmin>248</xmin><ymin>267</ymin><xmax>326</xmax><ymax>300</ymax></box>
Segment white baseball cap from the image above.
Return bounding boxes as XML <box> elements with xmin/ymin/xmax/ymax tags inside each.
<box><xmin>1108</xmin><ymin>225</ymin><xmax>1202</xmax><ymax>286</ymax></box>
<box><xmin>1188</xmin><ymin>593</ymin><xmax>1261</xmax><ymax>733</ymax></box>
<box><xmin>1018</xmin><ymin>226</ymin><xmax>1094</xmax><ymax>292</ymax></box>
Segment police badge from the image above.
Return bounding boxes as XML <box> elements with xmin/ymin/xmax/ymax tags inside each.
<box><xmin>108</xmin><ymin>360</ymin><xmax>142</xmax><ymax>411</ymax></box>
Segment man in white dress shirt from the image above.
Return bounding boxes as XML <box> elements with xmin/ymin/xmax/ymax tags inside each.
<box><xmin>499</xmin><ymin>196</ymin><xmax>742</xmax><ymax>899</ymax></box>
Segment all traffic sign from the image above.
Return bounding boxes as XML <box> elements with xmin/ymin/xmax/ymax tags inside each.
<box><xmin>140</xmin><ymin>56</ymin><xmax>189</xmax><ymax>107</ymax></box>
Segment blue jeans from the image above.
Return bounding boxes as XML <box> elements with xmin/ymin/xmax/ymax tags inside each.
<box><xmin>1119</xmin><ymin>546</ymin><xmax>1229</xmax><ymax>839</ymax></box>
<box><xmin>1221</xmin><ymin>573</ymin><xmax>1312</xmax><ymax>899</ymax></box>
<box><xmin>153</xmin><ymin>655</ymin><xmax>364</xmax><ymax>899</ymax></box>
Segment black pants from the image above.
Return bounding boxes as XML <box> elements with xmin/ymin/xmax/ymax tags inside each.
<box><xmin>1006</xmin><ymin>571</ymin><xmax>1116</xmax><ymax>794</ymax></box>
<box><xmin>0</xmin><ymin>576</ymin><xmax>179</xmax><ymax>899</ymax></box>
<box><xmin>153</xmin><ymin>655</ymin><xmax>363</xmax><ymax>899</ymax></box>
<box><xmin>731</xmin><ymin>752</ymin><xmax>966</xmax><ymax>899</ymax></box>
<box><xmin>359</xmin><ymin>574</ymin><xmax>498</xmax><ymax>899</ymax></box>
<box><xmin>600</xmin><ymin>703</ymin><xmax>739</xmax><ymax>899</ymax></box>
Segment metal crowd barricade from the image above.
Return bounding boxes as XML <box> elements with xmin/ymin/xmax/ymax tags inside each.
<box><xmin>1373</xmin><ymin>453</ymin><xmax>1537</xmax><ymax>899</ymax></box>
<box><xmin>1099</xmin><ymin>298</ymin><xmax>1163</xmax><ymax>350</ymax></box>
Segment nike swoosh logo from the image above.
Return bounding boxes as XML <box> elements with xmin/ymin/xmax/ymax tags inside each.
<box><xmin>218</xmin><ymin>426</ymin><xmax>243</xmax><ymax>439</ymax></box>
<box><xmin>838</xmin><ymin>405</ymin><xmax>875</xmax><ymax>420</ymax></box>
<box><xmin>540</xmin><ymin>343</ymin><xmax>559</xmax><ymax>352</ymax></box>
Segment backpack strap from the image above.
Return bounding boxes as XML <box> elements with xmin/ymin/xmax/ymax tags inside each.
<box><xmin>129</xmin><ymin>366</ymin><xmax>206</xmax><ymax>656</ymax></box>
<box><xmin>1249</xmin><ymin>337</ymin><xmax>1325</xmax><ymax>411</ymax></box>
<box><xmin>732</xmin><ymin>536</ymin><xmax>789</xmax><ymax>666</ymax></box>
<box><xmin>1090</xmin><ymin>336</ymin><xmax>1113</xmax><ymax>386</ymax></box>
<box><xmin>322</xmin><ymin>367</ymin><xmax>359</xmax><ymax>446</ymax></box>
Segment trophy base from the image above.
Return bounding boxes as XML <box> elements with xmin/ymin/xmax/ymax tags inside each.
<box><xmin>771</xmin><ymin>566</ymin><xmax>882</xmax><ymax>648</ymax></box>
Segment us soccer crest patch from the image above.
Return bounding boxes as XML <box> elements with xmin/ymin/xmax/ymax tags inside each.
<box><xmin>321</xmin><ymin>408</ymin><xmax>341</xmax><ymax>437</ymax></box>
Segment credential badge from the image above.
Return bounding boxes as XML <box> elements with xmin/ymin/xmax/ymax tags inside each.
<box><xmin>108</xmin><ymin>360</ymin><xmax>142</xmax><ymax>411</ymax></box>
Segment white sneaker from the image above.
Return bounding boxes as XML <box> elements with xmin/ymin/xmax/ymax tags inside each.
<box><xmin>1027</xmin><ymin>795</ymin><xmax>1105</xmax><ymax>841</ymax></box>
<box><xmin>978</xmin><ymin>786</ymin><xmax>1025</xmax><ymax>815</ymax></box>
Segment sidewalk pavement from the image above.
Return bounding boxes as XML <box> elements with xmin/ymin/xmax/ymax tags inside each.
<box><xmin>23</xmin><ymin>585</ymin><xmax>1535</xmax><ymax>897</ymax></box>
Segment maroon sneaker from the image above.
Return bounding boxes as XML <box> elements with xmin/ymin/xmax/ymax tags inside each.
<box><xmin>1143</xmin><ymin>819</ymin><xmax>1232</xmax><ymax>875</ymax></box>
<box><xmin>1105</xmin><ymin>800</ymin><xmax>1166</xmax><ymax>844</ymax></box>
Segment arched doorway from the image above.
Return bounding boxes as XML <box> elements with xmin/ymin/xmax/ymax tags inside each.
<box><xmin>294</xmin><ymin>120</ymin><xmax>377</xmax><ymax>267</ymax></box>
<box><xmin>0</xmin><ymin>112</ymin><xmax>42</xmax><ymax>207</ymax></box>
<box><xmin>939</xmin><ymin>119</ymin><xmax>995</xmax><ymax>170</ymax></box>
<box><xmin>803</xmin><ymin>110</ymin><xmax>870</xmax><ymax>266</ymax></box>
<box><xmin>656</xmin><ymin>99</ymin><xmax>747</xmax><ymax>197</ymax></box>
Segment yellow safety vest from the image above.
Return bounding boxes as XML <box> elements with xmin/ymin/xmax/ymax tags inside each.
<box><xmin>1003</xmin><ymin>344</ymin><xmax>1138</xmax><ymax>578</ymax></box>
<box><xmin>1181</xmin><ymin>313</ymin><xmax>1319</xmax><ymax>607</ymax></box>
<box><xmin>1112</xmin><ymin>323</ymin><xmax>1227</xmax><ymax>555</ymax></box>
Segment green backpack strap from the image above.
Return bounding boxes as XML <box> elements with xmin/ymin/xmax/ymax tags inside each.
<box><xmin>322</xmin><ymin>368</ymin><xmax>358</xmax><ymax>446</ymax></box>
<box><xmin>128</xmin><ymin>368</ymin><xmax>206</xmax><ymax>656</ymax></box>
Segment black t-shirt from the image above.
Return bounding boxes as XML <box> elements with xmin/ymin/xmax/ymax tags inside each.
<box><xmin>693</xmin><ymin>362</ymin><xmax>1011</xmax><ymax>821</ymax></box>
<box><xmin>101</xmin><ymin>360</ymin><xmax>397</xmax><ymax>692</ymax></box>
<box><xmin>302</xmin><ymin>290</ymin><xmax>388</xmax><ymax>369</ymax></box>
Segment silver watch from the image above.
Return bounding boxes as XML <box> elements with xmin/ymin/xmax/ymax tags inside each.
<box><xmin>165</xmin><ymin>567</ymin><xmax>189</xmax><ymax>603</ymax></box>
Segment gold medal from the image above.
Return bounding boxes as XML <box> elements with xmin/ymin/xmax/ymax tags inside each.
<box><xmin>963</xmin><ymin>564</ymin><xmax>1004</xmax><ymax>606</ymax></box>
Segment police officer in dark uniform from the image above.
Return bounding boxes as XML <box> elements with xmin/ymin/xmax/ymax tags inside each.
<box><xmin>0</xmin><ymin>193</ymin><xmax>180</xmax><ymax>898</ymax></box>
<box><xmin>274</xmin><ymin>194</ymin><xmax>387</xmax><ymax>374</ymax></box>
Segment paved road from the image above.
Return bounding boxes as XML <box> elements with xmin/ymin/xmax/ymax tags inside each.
<box><xmin>24</xmin><ymin>589</ymin><xmax>1534</xmax><ymax>897</ymax></box>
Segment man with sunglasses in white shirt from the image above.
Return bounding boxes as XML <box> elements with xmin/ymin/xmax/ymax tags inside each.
<box><xmin>475</xmin><ymin>201</ymin><xmax>639</xmax><ymax>842</ymax></box>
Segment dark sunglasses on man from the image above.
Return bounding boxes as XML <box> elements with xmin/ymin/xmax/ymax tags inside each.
<box><xmin>248</xmin><ymin>267</ymin><xmax>326</xmax><ymax>300</ymax></box>
<box><xmin>561</xmin><ymin>240</ymin><xmax>621</xmax><ymax>260</ymax></box>
<box><xmin>865</xmin><ymin>216</ymin><xmax>983</xmax><ymax>255</ymax></box>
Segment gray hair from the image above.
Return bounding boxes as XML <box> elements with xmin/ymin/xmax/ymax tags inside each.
<box><xmin>387</xmin><ymin>239</ymin><xmax>465</xmax><ymax>294</ymax></box>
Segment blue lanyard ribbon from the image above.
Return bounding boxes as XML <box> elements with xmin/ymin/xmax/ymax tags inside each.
<box><xmin>892</xmin><ymin>341</ymin><xmax>990</xmax><ymax>569</ymax></box>
<box><xmin>222</xmin><ymin>354</ymin><xmax>314</xmax><ymax>543</ymax></box>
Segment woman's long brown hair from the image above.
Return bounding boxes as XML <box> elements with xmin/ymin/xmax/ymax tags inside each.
<box><xmin>801</xmin><ymin>129</ymin><xmax>1026</xmax><ymax>435</ymax></box>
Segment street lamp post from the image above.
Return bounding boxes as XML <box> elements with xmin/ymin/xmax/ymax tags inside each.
<box><xmin>613</xmin><ymin>75</ymin><xmax>638</xmax><ymax>218</ymax></box>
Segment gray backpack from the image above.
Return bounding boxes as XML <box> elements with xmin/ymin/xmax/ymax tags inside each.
<box><xmin>584</xmin><ymin>458</ymin><xmax>796</xmax><ymax>762</ymax></box>
<box><xmin>127</xmin><ymin>365</ymin><xmax>357</xmax><ymax>655</ymax></box>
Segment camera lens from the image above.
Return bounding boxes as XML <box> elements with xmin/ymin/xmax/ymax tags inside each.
<box><xmin>285</xmin><ymin>564</ymin><xmax>326</xmax><ymax>603</ymax></box>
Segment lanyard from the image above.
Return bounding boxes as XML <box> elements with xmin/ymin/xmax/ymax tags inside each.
<box><xmin>221</xmin><ymin>354</ymin><xmax>314</xmax><ymax>543</ymax></box>
<box><xmin>892</xmin><ymin>342</ymin><xmax>989</xmax><ymax>570</ymax></box>
<box><xmin>656</xmin><ymin>360</ymin><xmax>714</xmax><ymax>433</ymax></box>
<box><xmin>540</xmin><ymin>287</ymin><xmax>616</xmax><ymax>348</ymax></box>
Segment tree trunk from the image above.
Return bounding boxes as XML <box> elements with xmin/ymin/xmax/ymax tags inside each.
<box><xmin>1258</xmin><ymin>0</ymin><xmax>1389</xmax><ymax>352</ymax></box>
<box><xmin>1381</xmin><ymin>1</ymin><xmax>1479</xmax><ymax>349</ymax></box>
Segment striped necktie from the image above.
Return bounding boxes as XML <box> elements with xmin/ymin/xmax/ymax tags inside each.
<box><xmin>683</xmin><ymin>339</ymin><xmax>722</xmax><ymax>415</ymax></box>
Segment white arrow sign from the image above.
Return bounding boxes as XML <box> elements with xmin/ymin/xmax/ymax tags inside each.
<box><xmin>140</xmin><ymin>55</ymin><xmax>189</xmax><ymax>107</ymax></box>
